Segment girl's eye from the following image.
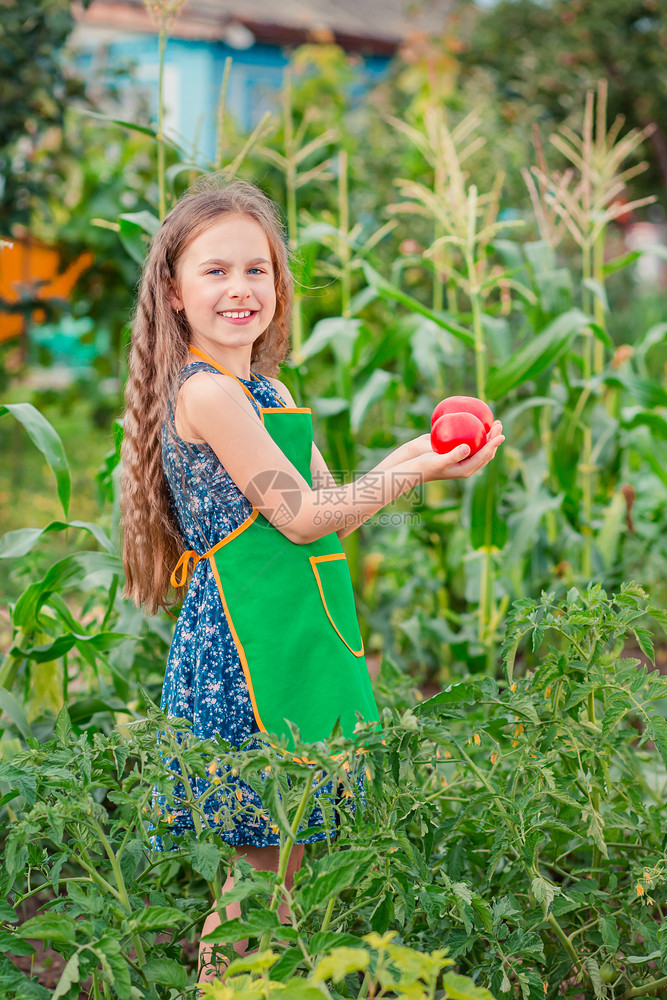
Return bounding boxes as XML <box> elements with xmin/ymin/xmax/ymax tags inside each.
<box><xmin>207</xmin><ymin>269</ymin><xmax>225</xmax><ymax>276</ymax></box>
<box><xmin>248</xmin><ymin>267</ymin><xmax>266</xmax><ymax>275</ymax></box>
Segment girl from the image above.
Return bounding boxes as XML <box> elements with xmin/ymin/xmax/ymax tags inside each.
<box><xmin>120</xmin><ymin>178</ymin><xmax>504</xmax><ymax>982</ymax></box>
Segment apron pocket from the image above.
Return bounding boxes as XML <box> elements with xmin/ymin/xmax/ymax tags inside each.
<box><xmin>309</xmin><ymin>553</ymin><xmax>365</xmax><ymax>657</ymax></box>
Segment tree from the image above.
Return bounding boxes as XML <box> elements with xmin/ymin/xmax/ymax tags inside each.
<box><xmin>0</xmin><ymin>0</ymin><xmax>88</xmax><ymax>231</ymax></box>
<box><xmin>461</xmin><ymin>0</ymin><xmax>667</xmax><ymax>202</ymax></box>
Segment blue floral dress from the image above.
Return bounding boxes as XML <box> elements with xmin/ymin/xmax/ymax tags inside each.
<box><xmin>154</xmin><ymin>361</ymin><xmax>340</xmax><ymax>847</ymax></box>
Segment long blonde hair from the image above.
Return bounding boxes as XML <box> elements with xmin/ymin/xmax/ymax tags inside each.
<box><xmin>120</xmin><ymin>178</ymin><xmax>293</xmax><ymax>613</ymax></box>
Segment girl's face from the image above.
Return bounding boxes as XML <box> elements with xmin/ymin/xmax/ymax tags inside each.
<box><xmin>168</xmin><ymin>213</ymin><xmax>277</xmax><ymax>363</ymax></box>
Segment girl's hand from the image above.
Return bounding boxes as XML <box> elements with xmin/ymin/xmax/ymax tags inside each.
<box><xmin>410</xmin><ymin>420</ymin><xmax>504</xmax><ymax>482</ymax></box>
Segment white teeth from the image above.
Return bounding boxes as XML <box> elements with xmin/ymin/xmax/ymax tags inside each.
<box><xmin>220</xmin><ymin>310</ymin><xmax>253</xmax><ymax>318</ymax></box>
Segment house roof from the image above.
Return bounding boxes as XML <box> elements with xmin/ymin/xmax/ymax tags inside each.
<box><xmin>82</xmin><ymin>0</ymin><xmax>451</xmax><ymax>55</ymax></box>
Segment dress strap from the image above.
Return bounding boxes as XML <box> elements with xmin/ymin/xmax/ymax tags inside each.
<box><xmin>189</xmin><ymin>346</ymin><xmax>258</xmax><ymax>403</ymax></box>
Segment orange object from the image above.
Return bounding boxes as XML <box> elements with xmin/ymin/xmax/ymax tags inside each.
<box><xmin>0</xmin><ymin>236</ymin><xmax>94</xmax><ymax>342</ymax></box>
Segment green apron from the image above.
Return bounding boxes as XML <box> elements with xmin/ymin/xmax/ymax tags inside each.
<box><xmin>171</xmin><ymin>348</ymin><xmax>379</xmax><ymax>749</ymax></box>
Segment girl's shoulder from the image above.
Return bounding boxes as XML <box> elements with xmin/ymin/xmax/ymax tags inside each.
<box><xmin>178</xmin><ymin>363</ymin><xmax>294</xmax><ymax>408</ymax></box>
<box><xmin>177</xmin><ymin>362</ymin><xmax>276</xmax><ymax>389</ymax></box>
<box><xmin>177</xmin><ymin>361</ymin><xmax>254</xmax><ymax>387</ymax></box>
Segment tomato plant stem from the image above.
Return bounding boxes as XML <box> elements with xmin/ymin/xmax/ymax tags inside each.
<box><xmin>320</xmin><ymin>895</ymin><xmax>336</xmax><ymax>933</ymax></box>
<box><xmin>546</xmin><ymin>913</ymin><xmax>587</xmax><ymax>985</ymax></box>
<box><xmin>258</xmin><ymin>770</ymin><xmax>315</xmax><ymax>951</ymax></box>
<box><xmin>620</xmin><ymin>975</ymin><xmax>667</xmax><ymax>999</ymax></box>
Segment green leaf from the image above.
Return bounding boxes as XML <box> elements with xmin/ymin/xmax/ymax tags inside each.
<box><xmin>600</xmin><ymin>696</ymin><xmax>629</xmax><ymax>739</ymax></box>
<box><xmin>54</xmin><ymin>706</ymin><xmax>72</xmax><ymax>746</ymax></box>
<box><xmin>19</xmin><ymin>914</ymin><xmax>76</xmax><ymax>944</ymax></box>
<box><xmin>189</xmin><ymin>841</ymin><xmax>224</xmax><ymax>882</ymax></box>
<box><xmin>605</xmin><ymin>372</ymin><xmax>667</xmax><ymax>409</ymax></box>
<box><xmin>13</xmin><ymin>552</ymin><xmax>121</xmax><ymax>630</ymax></box>
<box><xmin>585</xmin><ymin>957</ymin><xmax>604</xmax><ymax>999</ymax></box>
<box><xmin>310</xmin><ymin>931</ymin><xmax>364</xmax><ymax>954</ymax></box>
<box><xmin>142</xmin><ymin>957</ymin><xmax>187</xmax><ymax>990</ymax></box>
<box><xmin>0</xmin><ymin>901</ymin><xmax>18</xmax><ymax>924</ymax></box>
<box><xmin>659</xmin><ymin>920</ymin><xmax>667</xmax><ymax>972</ymax></box>
<box><xmin>602</xmin><ymin>250</ymin><xmax>641</xmax><ymax>275</ymax></box>
<box><xmin>0</xmin><ymin>520</ymin><xmax>114</xmax><ymax>560</ymax></box>
<box><xmin>600</xmin><ymin>915</ymin><xmax>619</xmax><ymax>951</ymax></box>
<box><xmin>311</xmin><ymin>396</ymin><xmax>349</xmax><ymax>417</ymax></box>
<box><xmin>0</xmin><ymin>404</ymin><xmax>70</xmax><ymax>517</ymax></box>
<box><xmin>52</xmin><ymin>952</ymin><xmax>80</xmax><ymax>1000</ymax></box>
<box><xmin>632</xmin><ymin>627</ymin><xmax>655</xmax><ymax>661</ymax></box>
<box><xmin>487</xmin><ymin>309</ymin><xmax>588</xmax><ymax>398</ymax></box>
<box><xmin>5</xmin><ymin>836</ymin><xmax>28</xmax><ymax>878</ymax></box>
<box><xmin>0</xmin><ymin>929</ymin><xmax>35</xmax><ymax>956</ymax></box>
<box><xmin>118</xmin><ymin>211</ymin><xmax>161</xmax><ymax>265</ymax></box>
<box><xmin>0</xmin><ymin>529</ymin><xmax>44</xmax><ymax>559</ymax></box>
<box><xmin>299</xmin><ymin>849</ymin><xmax>376</xmax><ymax>913</ymax></box>
<box><xmin>96</xmin><ymin>935</ymin><xmax>132</xmax><ymax>1000</ymax></box>
<box><xmin>226</xmin><ymin>950</ymin><xmax>280</xmax><ymax>976</ymax></box>
<box><xmin>311</xmin><ymin>947</ymin><xmax>369</xmax><ymax>984</ymax></box>
<box><xmin>531</xmin><ymin>876</ymin><xmax>559</xmax><ymax>914</ymax></box>
<box><xmin>492</xmin><ymin>895</ymin><xmax>521</xmax><ymax>927</ymax></box>
<box><xmin>442</xmin><ymin>972</ymin><xmax>495</xmax><ymax>1000</ymax></box>
<box><xmin>77</xmin><ymin>108</ymin><xmax>163</xmax><ymax>139</ymax></box>
<box><xmin>416</xmin><ymin>677</ymin><xmax>497</xmax><ymax>711</ymax></box>
<box><xmin>299</xmin><ymin>316</ymin><xmax>363</xmax><ymax>365</ymax></box>
<box><xmin>0</xmin><ymin>762</ymin><xmax>36</xmax><ymax>806</ymax></box>
<box><xmin>275</xmin><ymin>983</ymin><xmax>327</xmax><ymax>1000</ymax></box>
<box><xmin>128</xmin><ymin>907</ymin><xmax>188</xmax><ymax>933</ymax></box>
<box><xmin>469</xmin><ymin>459</ymin><xmax>508</xmax><ymax>550</ymax></box>
<box><xmin>470</xmin><ymin>895</ymin><xmax>494</xmax><ymax>933</ymax></box>
<box><xmin>505</xmin><ymin>930</ymin><xmax>545</xmax><ymax>963</ymax></box>
<box><xmin>634</xmin><ymin>321</ymin><xmax>667</xmax><ymax>375</ymax></box>
<box><xmin>118</xmin><ymin>838</ymin><xmax>144</xmax><ymax>882</ymax></box>
<box><xmin>270</xmin><ymin>947</ymin><xmax>304</xmax><ymax>982</ymax></box>
<box><xmin>350</xmin><ymin>369</ymin><xmax>394</xmax><ymax>432</ymax></box>
<box><xmin>361</xmin><ymin>261</ymin><xmax>475</xmax><ymax>345</ymax></box>
<box><xmin>582</xmin><ymin>278</ymin><xmax>609</xmax><ymax>314</ymax></box>
<box><xmin>203</xmin><ymin>909</ymin><xmax>281</xmax><ymax>944</ymax></box>
<box><xmin>0</xmin><ymin>689</ymin><xmax>31</xmax><ymax>739</ymax></box>
<box><xmin>621</xmin><ymin>408</ymin><xmax>667</xmax><ymax>440</ymax></box>
<box><xmin>646</xmin><ymin>714</ymin><xmax>667</xmax><ymax>769</ymax></box>
<box><xmin>508</xmin><ymin>693</ymin><xmax>540</xmax><ymax>724</ymax></box>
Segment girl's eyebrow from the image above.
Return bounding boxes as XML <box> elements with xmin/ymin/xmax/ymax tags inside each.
<box><xmin>198</xmin><ymin>257</ymin><xmax>272</xmax><ymax>268</ymax></box>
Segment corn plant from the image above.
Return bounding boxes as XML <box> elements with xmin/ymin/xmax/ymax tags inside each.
<box><xmin>258</xmin><ymin>71</ymin><xmax>337</xmax><ymax>358</ymax></box>
<box><xmin>380</xmin><ymin>108</ymin><xmax>525</xmax><ymax>661</ymax></box>
<box><xmin>522</xmin><ymin>80</ymin><xmax>656</xmax><ymax>577</ymax></box>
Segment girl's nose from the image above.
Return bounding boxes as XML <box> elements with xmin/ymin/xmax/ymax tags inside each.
<box><xmin>227</xmin><ymin>272</ymin><xmax>252</xmax><ymax>299</ymax></box>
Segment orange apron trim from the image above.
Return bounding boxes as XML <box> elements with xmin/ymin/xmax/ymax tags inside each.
<box><xmin>186</xmin><ymin>347</ymin><xmax>312</xmax><ymax>426</ymax></box>
<box><xmin>309</xmin><ymin>553</ymin><xmax>365</xmax><ymax>657</ymax></box>
<box><xmin>170</xmin><ymin>350</ymin><xmax>377</xmax><ymax>757</ymax></box>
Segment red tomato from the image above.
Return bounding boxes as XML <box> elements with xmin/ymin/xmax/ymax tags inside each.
<box><xmin>431</xmin><ymin>412</ymin><xmax>486</xmax><ymax>457</ymax></box>
<box><xmin>431</xmin><ymin>395</ymin><xmax>494</xmax><ymax>434</ymax></box>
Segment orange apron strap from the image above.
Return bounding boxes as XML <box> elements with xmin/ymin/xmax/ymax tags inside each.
<box><xmin>188</xmin><ymin>346</ymin><xmax>258</xmax><ymax>402</ymax></box>
<box><xmin>171</xmin><ymin>549</ymin><xmax>201</xmax><ymax>588</ymax></box>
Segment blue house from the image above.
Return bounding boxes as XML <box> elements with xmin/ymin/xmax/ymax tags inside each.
<box><xmin>72</xmin><ymin>0</ymin><xmax>449</xmax><ymax>162</ymax></box>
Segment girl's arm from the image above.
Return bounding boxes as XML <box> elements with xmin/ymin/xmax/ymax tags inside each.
<box><xmin>269</xmin><ymin>378</ymin><xmax>434</xmax><ymax>539</ymax></box>
<box><xmin>177</xmin><ymin>372</ymin><xmax>504</xmax><ymax>546</ymax></box>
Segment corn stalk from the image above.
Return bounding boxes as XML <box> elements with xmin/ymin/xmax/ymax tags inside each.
<box><xmin>259</xmin><ymin>70</ymin><xmax>336</xmax><ymax>359</ymax></box>
<box><xmin>387</xmin><ymin>111</ymin><xmax>522</xmax><ymax>653</ymax></box>
<box><xmin>523</xmin><ymin>80</ymin><xmax>655</xmax><ymax>577</ymax></box>
<box><xmin>142</xmin><ymin>0</ymin><xmax>186</xmax><ymax>219</ymax></box>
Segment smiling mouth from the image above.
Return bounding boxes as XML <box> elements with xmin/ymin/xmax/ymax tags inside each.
<box><xmin>218</xmin><ymin>309</ymin><xmax>257</xmax><ymax>319</ymax></box>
